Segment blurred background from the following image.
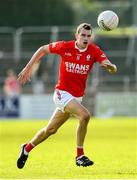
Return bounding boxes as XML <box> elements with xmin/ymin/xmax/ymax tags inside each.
<box><xmin>0</xmin><ymin>0</ymin><xmax>137</xmax><ymax>119</ymax></box>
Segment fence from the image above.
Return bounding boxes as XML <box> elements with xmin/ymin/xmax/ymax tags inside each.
<box><xmin>1</xmin><ymin>26</ymin><xmax>137</xmax><ymax>91</ymax></box>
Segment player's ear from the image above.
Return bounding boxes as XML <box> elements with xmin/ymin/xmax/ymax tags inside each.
<box><xmin>91</xmin><ymin>33</ymin><xmax>94</xmax><ymax>42</ymax></box>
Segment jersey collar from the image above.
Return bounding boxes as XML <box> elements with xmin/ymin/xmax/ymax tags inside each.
<box><xmin>75</xmin><ymin>41</ymin><xmax>88</xmax><ymax>52</ymax></box>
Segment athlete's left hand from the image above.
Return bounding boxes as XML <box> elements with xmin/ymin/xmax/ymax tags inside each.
<box><xmin>101</xmin><ymin>61</ymin><xmax>117</xmax><ymax>73</ymax></box>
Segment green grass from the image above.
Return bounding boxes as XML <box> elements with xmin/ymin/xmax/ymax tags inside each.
<box><xmin>0</xmin><ymin>117</ymin><xmax>137</xmax><ymax>179</ymax></box>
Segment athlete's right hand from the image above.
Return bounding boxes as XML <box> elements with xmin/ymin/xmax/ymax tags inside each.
<box><xmin>18</xmin><ymin>66</ymin><xmax>32</xmax><ymax>85</ymax></box>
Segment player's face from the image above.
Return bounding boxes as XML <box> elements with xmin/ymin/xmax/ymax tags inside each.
<box><xmin>75</xmin><ymin>28</ymin><xmax>92</xmax><ymax>49</ymax></box>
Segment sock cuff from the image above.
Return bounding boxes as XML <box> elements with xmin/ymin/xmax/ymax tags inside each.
<box><xmin>30</xmin><ymin>142</ymin><xmax>35</xmax><ymax>147</ymax></box>
<box><xmin>77</xmin><ymin>146</ymin><xmax>83</xmax><ymax>149</ymax></box>
<box><xmin>76</xmin><ymin>154</ymin><xmax>84</xmax><ymax>159</ymax></box>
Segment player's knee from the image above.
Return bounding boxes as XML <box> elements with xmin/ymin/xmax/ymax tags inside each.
<box><xmin>80</xmin><ymin>111</ymin><xmax>91</xmax><ymax>123</ymax></box>
<box><xmin>46</xmin><ymin>127</ymin><xmax>57</xmax><ymax>135</ymax></box>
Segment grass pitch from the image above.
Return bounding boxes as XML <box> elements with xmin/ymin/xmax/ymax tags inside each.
<box><xmin>0</xmin><ymin>117</ymin><xmax>137</xmax><ymax>179</ymax></box>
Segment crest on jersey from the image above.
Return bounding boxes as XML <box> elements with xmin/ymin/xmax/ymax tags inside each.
<box><xmin>86</xmin><ymin>54</ymin><xmax>91</xmax><ymax>61</ymax></box>
<box><xmin>76</xmin><ymin>54</ymin><xmax>82</xmax><ymax>60</ymax></box>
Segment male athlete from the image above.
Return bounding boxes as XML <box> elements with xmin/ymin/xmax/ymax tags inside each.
<box><xmin>17</xmin><ymin>23</ymin><xmax>117</xmax><ymax>168</ymax></box>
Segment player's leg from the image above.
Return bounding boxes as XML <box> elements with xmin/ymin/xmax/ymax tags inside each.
<box><xmin>30</xmin><ymin>108</ymin><xmax>70</xmax><ymax>145</ymax></box>
<box><xmin>65</xmin><ymin>99</ymin><xmax>94</xmax><ymax>167</ymax></box>
<box><xmin>65</xmin><ymin>99</ymin><xmax>90</xmax><ymax>147</ymax></box>
<box><xmin>17</xmin><ymin>108</ymin><xmax>70</xmax><ymax>169</ymax></box>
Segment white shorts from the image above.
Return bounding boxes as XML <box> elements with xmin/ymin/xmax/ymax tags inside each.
<box><xmin>53</xmin><ymin>89</ymin><xmax>83</xmax><ymax>112</ymax></box>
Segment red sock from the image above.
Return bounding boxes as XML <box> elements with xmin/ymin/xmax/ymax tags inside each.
<box><xmin>25</xmin><ymin>143</ymin><xmax>35</xmax><ymax>153</ymax></box>
<box><xmin>77</xmin><ymin>146</ymin><xmax>84</xmax><ymax>158</ymax></box>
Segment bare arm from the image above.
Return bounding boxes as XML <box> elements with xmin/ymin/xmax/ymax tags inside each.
<box><xmin>101</xmin><ymin>59</ymin><xmax>117</xmax><ymax>73</ymax></box>
<box><xmin>18</xmin><ymin>45</ymin><xmax>50</xmax><ymax>84</ymax></box>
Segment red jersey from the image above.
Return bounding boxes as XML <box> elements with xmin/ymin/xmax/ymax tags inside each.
<box><xmin>49</xmin><ymin>40</ymin><xmax>108</xmax><ymax>97</ymax></box>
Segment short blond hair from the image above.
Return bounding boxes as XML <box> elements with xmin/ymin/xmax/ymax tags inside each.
<box><xmin>76</xmin><ymin>23</ymin><xmax>92</xmax><ymax>34</ymax></box>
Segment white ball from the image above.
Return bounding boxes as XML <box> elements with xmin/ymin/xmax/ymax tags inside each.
<box><xmin>97</xmin><ymin>10</ymin><xmax>119</xmax><ymax>31</ymax></box>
